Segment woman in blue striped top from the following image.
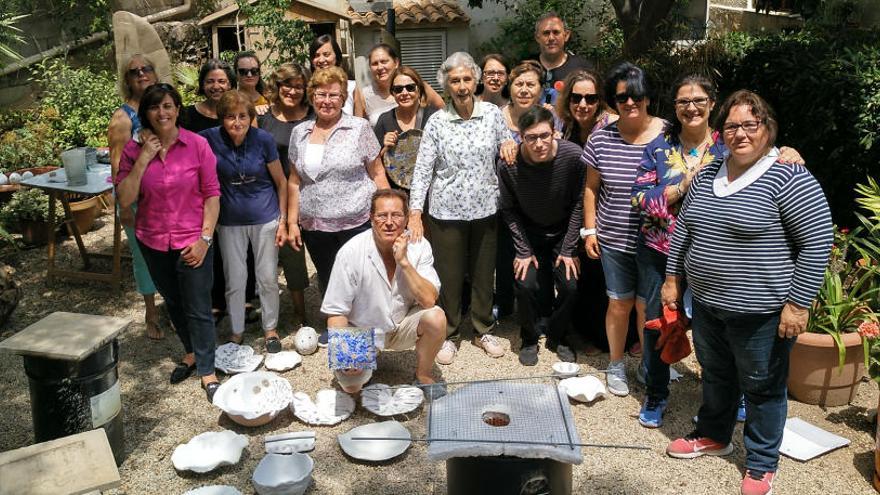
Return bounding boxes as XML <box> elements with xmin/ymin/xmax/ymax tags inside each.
<box><xmin>661</xmin><ymin>90</ymin><xmax>832</xmax><ymax>495</ymax></box>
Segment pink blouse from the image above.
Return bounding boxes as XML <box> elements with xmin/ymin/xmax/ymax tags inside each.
<box><xmin>117</xmin><ymin>128</ymin><xmax>220</xmax><ymax>251</ymax></box>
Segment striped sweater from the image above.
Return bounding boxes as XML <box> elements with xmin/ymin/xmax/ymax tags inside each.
<box><xmin>666</xmin><ymin>152</ymin><xmax>833</xmax><ymax>313</ymax></box>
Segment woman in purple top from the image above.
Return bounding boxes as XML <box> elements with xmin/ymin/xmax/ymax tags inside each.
<box><xmin>201</xmin><ymin>90</ymin><xmax>288</xmax><ymax>354</ymax></box>
<box><xmin>116</xmin><ymin>83</ymin><xmax>222</xmax><ymax>402</ymax></box>
<box><xmin>581</xmin><ymin>62</ymin><xmax>667</xmax><ymax>397</ymax></box>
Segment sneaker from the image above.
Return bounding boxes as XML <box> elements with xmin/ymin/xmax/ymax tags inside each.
<box><xmin>638</xmin><ymin>396</ymin><xmax>668</xmax><ymax>428</ymax></box>
<box><xmin>666</xmin><ymin>433</ymin><xmax>733</xmax><ymax>459</ymax></box>
<box><xmin>474</xmin><ymin>334</ymin><xmax>505</xmax><ymax>358</ymax></box>
<box><xmin>605</xmin><ymin>360</ymin><xmax>629</xmax><ymax>396</ymax></box>
<box><xmin>737</xmin><ymin>396</ymin><xmax>747</xmax><ymax>422</ymax></box>
<box><xmin>741</xmin><ymin>470</ymin><xmax>775</xmax><ymax>495</ymax></box>
<box><xmin>519</xmin><ymin>344</ymin><xmax>539</xmax><ymax>366</ymax></box>
<box><xmin>318</xmin><ymin>330</ymin><xmax>328</xmax><ymax>348</ymax></box>
<box><xmin>555</xmin><ymin>345</ymin><xmax>576</xmax><ymax>363</ymax></box>
<box><xmin>435</xmin><ymin>340</ymin><xmax>457</xmax><ymax>365</ymax></box>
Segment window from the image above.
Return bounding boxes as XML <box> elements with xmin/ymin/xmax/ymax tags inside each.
<box><xmin>396</xmin><ymin>30</ymin><xmax>446</xmax><ymax>92</ymax></box>
<box><xmin>217</xmin><ymin>26</ymin><xmax>246</xmax><ymax>55</ymax></box>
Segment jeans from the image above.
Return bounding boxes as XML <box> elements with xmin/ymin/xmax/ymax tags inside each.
<box><xmin>636</xmin><ymin>241</ymin><xmax>669</xmax><ymax>400</ymax></box>
<box><xmin>138</xmin><ymin>240</ymin><xmax>216</xmax><ymax>376</ymax></box>
<box><xmin>599</xmin><ymin>246</ymin><xmax>638</xmax><ymax>300</ymax></box>
<box><xmin>692</xmin><ymin>298</ymin><xmax>793</xmax><ymax>473</ymax></box>
<box><xmin>515</xmin><ymin>234</ymin><xmax>578</xmax><ymax>348</ymax></box>
<box><xmin>301</xmin><ymin>222</ymin><xmax>370</xmax><ymax>296</ymax></box>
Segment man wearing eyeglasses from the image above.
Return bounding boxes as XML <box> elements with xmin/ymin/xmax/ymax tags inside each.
<box><xmin>321</xmin><ymin>189</ymin><xmax>447</xmax><ymax>396</ymax></box>
<box><xmin>498</xmin><ymin>106</ymin><xmax>584</xmax><ymax>366</ymax></box>
<box><xmin>534</xmin><ymin>11</ymin><xmax>592</xmax><ymax>105</ymax></box>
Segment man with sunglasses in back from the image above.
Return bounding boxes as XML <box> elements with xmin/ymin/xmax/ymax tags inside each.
<box><xmin>498</xmin><ymin>106</ymin><xmax>584</xmax><ymax>366</ymax></box>
<box><xmin>321</xmin><ymin>189</ymin><xmax>448</xmax><ymax>397</ymax></box>
<box><xmin>534</xmin><ymin>11</ymin><xmax>592</xmax><ymax>105</ymax></box>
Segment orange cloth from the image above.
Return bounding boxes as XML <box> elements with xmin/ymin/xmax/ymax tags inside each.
<box><xmin>646</xmin><ymin>306</ymin><xmax>692</xmax><ymax>364</ymax></box>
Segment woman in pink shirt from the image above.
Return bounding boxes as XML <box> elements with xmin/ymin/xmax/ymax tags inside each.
<box><xmin>116</xmin><ymin>83</ymin><xmax>223</xmax><ymax>402</ymax></box>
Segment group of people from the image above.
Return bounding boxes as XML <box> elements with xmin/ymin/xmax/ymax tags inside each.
<box><xmin>107</xmin><ymin>11</ymin><xmax>833</xmax><ymax>495</ymax></box>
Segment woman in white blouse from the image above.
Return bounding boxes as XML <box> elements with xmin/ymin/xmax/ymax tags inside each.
<box><xmin>409</xmin><ymin>52</ymin><xmax>517</xmax><ymax>365</ymax></box>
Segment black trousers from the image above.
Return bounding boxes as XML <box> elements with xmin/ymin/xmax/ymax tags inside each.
<box><xmin>301</xmin><ymin>222</ymin><xmax>370</xmax><ymax>296</ymax></box>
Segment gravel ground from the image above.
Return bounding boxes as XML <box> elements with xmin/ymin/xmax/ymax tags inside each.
<box><xmin>0</xmin><ymin>213</ymin><xmax>877</xmax><ymax>494</ymax></box>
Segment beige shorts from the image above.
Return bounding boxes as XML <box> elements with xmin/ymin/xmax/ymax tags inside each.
<box><xmin>384</xmin><ymin>306</ymin><xmax>441</xmax><ymax>351</ymax></box>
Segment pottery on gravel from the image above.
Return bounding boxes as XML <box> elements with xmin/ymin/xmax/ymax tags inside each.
<box><xmin>294</xmin><ymin>327</ymin><xmax>319</xmax><ymax>355</ymax></box>
<box><xmin>212</xmin><ymin>371</ymin><xmax>294</xmax><ymax>427</ymax></box>
<box><xmin>252</xmin><ymin>453</ymin><xmax>314</xmax><ymax>495</ymax></box>
<box><xmin>557</xmin><ymin>376</ymin><xmax>606</xmax><ymax>403</ymax></box>
<box><xmin>337</xmin><ymin>420</ymin><xmax>412</xmax><ymax>462</ymax></box>
<box><xmin>171</xmin><ymin>430</ymin><xmax>248</xmax><ymax>473</ymax></box>
<box><xmin>182</xmin><ymin>486</ymin><xmax>243</xmax><ymax>495</ymax></box>
<box><xmin>360</xmin><ymin>384</ymin><xmax>424</xmax><ymax>416</ymax></box>
<box><xmin>214</xmin><ymin>342</ymin><xmax>264</xmax><ymax>374</ymax></box>
<box><xmin>264</xmin><ymin>431</ymin><xmax>316</xmax><ymax>454</ymax></box>
<box><xmin>552</xmin><ymin>362</ymin><xmax>580</xmax><ymax>377</ymax></box>
<box><xmin>264</xmin><ymin>350</ymin><xmax>302</xmax><ymax>372</ymax></box>
<box><xmin>291</xmin><ymin>389</ymin><xmax>355</xmax><ymax>426</ymax></box>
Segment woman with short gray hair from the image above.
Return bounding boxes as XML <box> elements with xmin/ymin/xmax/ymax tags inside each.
<box><xmin>409</xmin><ymin>52</ymin><xmax>517</xmax><ymax>365</ymax></box>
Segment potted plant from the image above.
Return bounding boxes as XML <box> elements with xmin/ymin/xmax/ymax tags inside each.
<box><xmin>0</xmin><ymin>188</ymin><xmax>64</xmax><ymax>245</ymax></box>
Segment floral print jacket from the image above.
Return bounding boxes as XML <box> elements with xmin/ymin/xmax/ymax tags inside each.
<box><xmin>631</xmin><ymin>130</ymin><xmax>725</xmax><ymax>254</ymax></box>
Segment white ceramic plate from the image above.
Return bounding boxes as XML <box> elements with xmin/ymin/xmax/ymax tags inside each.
<box><xmin>215</xmin><ymin>342</ymin><xmax>264</xmax><ymax>374</ymax></box>
<box><xmin>361</xmin><ymin>384</ymin><xmax>424</xmax><ymax>416</ymax></box>
<box><xmin>291</xmin><ymin>389</ymin><xmax>355</xmax><ymax>426</ymax></box>
<box><xmin>182</xmin><ymin>486</ymin><xmax>243</xmax><ymax>495</ymax></box>
<box><xmin>264</xmin><ymin>431</ymin><xmax>316</xmax><ymax>454</ymax></box>
<box><xmin>212</xmin><ymin>372</ymin><xmax>293</xmax><ymax>427</ymax></box>
<box><xmin>264</xmin><ymin>350</ymin><xmax>302</xmax><ymax>372</ymax></box>
<box><xmin>171</xmin><ymin>430</ymin><xmax>248</xmax><ymax>473</ymax></box>
<box><xmin>338</xmin><ymin>421</ymin><xmax>412</xmax><ymax>462</ymax></box>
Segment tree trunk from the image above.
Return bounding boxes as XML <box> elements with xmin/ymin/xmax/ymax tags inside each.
<box><xmin>0</xmin><ymin>263</ymin><xmax>21</xmax><ymax>327</ymax></box>
<box><xmin>610</xmin><ymin>0</ymin><xmax>678</xmax><ymax>58</ymax></box>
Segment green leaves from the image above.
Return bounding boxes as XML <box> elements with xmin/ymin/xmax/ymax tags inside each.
<box><xmin>0</xmin><ymin>13</ymin><xmax>28</xmax><ymax>65</ymax></box>
<box><xmin>236</xmin><ymin>0</ymin><xmax>313</xmax><ymax>67</ymax></box>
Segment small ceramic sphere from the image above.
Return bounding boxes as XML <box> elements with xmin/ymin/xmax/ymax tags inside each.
<box><xmin>294</xmin><ymin>327</ymin><xmax>318</xmax><ymax>355</ymax></box>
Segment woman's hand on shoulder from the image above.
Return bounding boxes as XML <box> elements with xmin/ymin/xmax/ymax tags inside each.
<box><xmin>408</xmin><ymin>210</ymin><xmax>424</xmax><ymax>241</ymax></box>
<box><xmin>255</xmin><ymin>104</ymin><xmax>270</xmax><ymax>116</ymax></box>
<box><xmin>777</xmin><ymin>146</ymin><xmax>805</xmax><ymax>167</ymax></box>
<box><xmin>138</xmin><ymin>130</ymin><xmax>162</xmax><ymax>164</ymax></box>
<box><xmin>499</xmin><ymin>139</ymin><xmax>518</xmax><ymax>165</ymax></box>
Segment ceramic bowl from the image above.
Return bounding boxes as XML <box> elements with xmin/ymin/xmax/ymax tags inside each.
<box><xmin>558</xmin><ymin>376</ymin><xmax>606</xmax><ymax>403</ymax></box>
<box><xmin>291</xmin><ymin>389</ymin><xmax>355</xmax><ymax>426</ymax></box>
<box><xmin>212</xmin><ymin>371</ymin><xmax>293</xmax><ymax>427</ymax></box>
<box><xmin>183</xmin><ymin>486</ymin><xmax>243</xmax><ymax>495</ymax></box>
<box><xmin>337</xmin><ymin>420</ymin><xmax>412</xmax><ymax>462</ymax></box>
<box><xmin>552</xmin><ymin>362</ymin><xmax>580</xmax><ymax>378</ymax></box>
<box><xmin>171</xmin><ymin>430</ymin><xmax>248</xmax><ymax>473</ymax></box>
<box><xmin>264</xmin><ymin>350</ymin><xmax>302</xmax><ymax>372</ymax></box>
<box><xmin>252</xmin><ymin>453</ymin><xmax>314</xmax><ymax>495</ymax></box>
<box><xmin>215</xmin><ymin>342</ymin><xmax>264</xmax><ymax>374</ymax></box>
<box><xmin>361</xmin><ymin>384</ymin><xmax>424</xmax><ymax>416</ymax></box>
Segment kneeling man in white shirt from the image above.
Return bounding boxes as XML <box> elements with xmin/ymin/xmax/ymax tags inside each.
<box><xmin>321</xmin><ymin>189</ymin><xmax>447</xmax><ymax>394</ymax></box>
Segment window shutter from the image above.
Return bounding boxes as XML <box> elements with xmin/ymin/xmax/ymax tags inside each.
<box><xmin>397</xmin><ymin>30</ymin><xmax>446</xmax><ymax>92</ymax></box>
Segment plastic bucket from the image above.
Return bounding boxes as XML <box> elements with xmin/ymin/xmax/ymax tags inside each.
<box><xmin>61</xmin><ymin>148</ymin><xmax>87</xmax><ymax>186</ymax></box>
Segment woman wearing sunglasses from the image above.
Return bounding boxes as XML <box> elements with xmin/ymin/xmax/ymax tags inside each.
<box><xmin>107</xmin><ymin>54</ymin><xmax>161</xmax><ymax>340</ymax></box>
<box><xmin>373</xmin><ymin>66</ymin><xmax>438</xmax><ymax>190</ymax></box>
<box><xmin>582</xmin><ymin>62</ymin><xmax>667</xmax><ymax>397</ymax></box>
<box><xmin>363</xmin><ymin>43</ymin><xmax>444</xmax><ymax>127</ymax></box>
<box><xmin>556</xmin><ymin>69</ymin><xmax>617</xmax><ymax>148</ymax></box>
<box><xmin>233</xmin><ymin>51</ymin><xmax>268</xmax><ymax>106</ymax></box>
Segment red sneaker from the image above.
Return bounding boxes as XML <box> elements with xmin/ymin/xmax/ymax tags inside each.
<box><xmin>666</xmin><ymin>434</ymin><xmax>733</xmax><ymax>459</ymax></box>
<box><xmin>741</xmin><ymin>470</ymin><xmax>775</xmax><ymax>495</ymax></box>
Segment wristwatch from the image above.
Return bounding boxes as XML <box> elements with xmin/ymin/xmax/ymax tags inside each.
<box><xmin>580</xmin><ymin>227</ymin><xmax>597</xmax><ymax>239</ymax></box>
<box><xmin>200</xmin><ymin>234</ymin><xmax>213</xmax><ymax>247</ymax></box>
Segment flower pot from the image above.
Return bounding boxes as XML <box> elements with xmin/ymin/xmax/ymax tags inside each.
<box><xmin>66</xmin><ymin>195</ymin><xmax>100</xmax><ymax>236</ymax></box>
<box><xmin>17</xmin><ymin>220</ymin><xmax>49</xmax><ymax>246</ymax></box>
<box><xmin>788</xmin><ymin>331</ymin><xmax>865</xmax><ymax>407</ymax></box>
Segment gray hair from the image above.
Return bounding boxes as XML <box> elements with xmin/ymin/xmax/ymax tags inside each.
<box><xmin>436</xmin><ymin>52</ymin><xmax>481</xmax><ymax>92</ymax></box>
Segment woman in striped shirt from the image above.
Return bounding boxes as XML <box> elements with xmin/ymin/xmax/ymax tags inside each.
<box><xmin>661</xmin><ymin>90</ymin><xmax>832</xmax><ymax>495</ymax></box>
<box><xmin>581</xmin><ymin>62</ymin><xmax>667</xmax><ymax>396</ymax></box>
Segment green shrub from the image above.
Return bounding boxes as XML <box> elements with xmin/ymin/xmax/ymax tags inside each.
<box><xmin>0</xmin><ymin>116</ymin><xmax>63</xmax><ymax>173</ymax></box>
<box><xmin>0</xmin><ymin>188</ymin><xmax>64</xmax><ymax>225</ymax></box>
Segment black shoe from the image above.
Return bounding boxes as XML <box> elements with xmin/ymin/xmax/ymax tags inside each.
<box><xmin>170</xmin><ymin>362</ymin><xmax>196</xmax><ymax>384</ymax></box>
<box><xmin>244</xmin><ymin>304</ymin><xmax>260</xmax><ymax>324</ymax></box>
<box><xmin>203</xmin><ymin>381</ymin><xmax>221</xmax><ymax>403</ymax></box>
<box><xmin>556</xmin><ymin>345</ymin><xmax>576</xmax><ymax>363</ymax></box>
<box><xmin>265</xmin><ymin>336</ymin><xmax>282</xmax><ymax>354</ymax></box>
<box><xmin>318</xmin><ymin>330</ymin><xmax>329</xmax><ymax>348</ymax></box>
<box><xmin>519</xmin><ymin>345</ymin><xmax>539</xmax><ymax>366</ymax></box>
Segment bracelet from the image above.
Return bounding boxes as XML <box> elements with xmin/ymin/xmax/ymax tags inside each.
<box><xmin>579</xmin><ymin>227</ymin><xmax>597</xmax><ymax>238</ymax></box>
<box><xmin>676</xmin><ymin>182</ymin><xmax>685</xmax><ymax>197</ymax></box>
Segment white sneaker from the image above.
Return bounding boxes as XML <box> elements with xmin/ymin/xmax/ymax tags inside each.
<box><xmin>435</xmin><ymin>340</ymin><xmax>457</xmax><ymax>365</ymax></box>
<box><xmin>606</xmin><ymin>360</ymin><xmax>630</xmax><ymax>396</ymax></box>
<box><xmin>474</xmin><ymin>334</ymin><xmax>505</xmax><ymax>358</ymax></box>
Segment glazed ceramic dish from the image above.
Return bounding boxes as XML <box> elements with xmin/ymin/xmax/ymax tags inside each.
<box><xmin>337</xmin><ymin>421</ymin><xmax>412</xmax><ymax>462</ymax></box>
<box><xmin>291</xmin><ymin>389</ymin><xmax>355</xmax><ymax>426</ymax></box>
<box><xmin>252</xmin><ymin>453</ymin><xmax>314</xmax><ymax>495</ymax></box>
<box><xmin>361</xmin><ymin>384</ymin><xmax>424</xmax><ymax>416</ymax></box>
<box><xmin>552</xmin><ymin>362</ymin><xmax>580</xmax><ymax>377</ymax></box>
<box><xmin>171</xmin><ymin>430</ymin><xmax>248</xmax><ymax>473</ymax></box>
<box><xmin>214</xmin><ymin>342</ymin><xmax>264</xmax><ymax>374</ymax></box>
<box><xmin>212</xmin><ymin>371</ymin><xmax>293</xmax><ymax>427</ymax></box>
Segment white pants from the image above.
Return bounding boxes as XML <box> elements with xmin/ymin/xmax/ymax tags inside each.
<box><xmin>217</xmin><ymin>220</ymin><xmax>280</xmax><ymax>334</ymax></box>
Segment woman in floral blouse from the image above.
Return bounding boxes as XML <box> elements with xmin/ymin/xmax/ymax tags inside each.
<box><xmin>409</xmin><ymin>52</ymin><xmax>517</xmax><ymax>365</ymax></box>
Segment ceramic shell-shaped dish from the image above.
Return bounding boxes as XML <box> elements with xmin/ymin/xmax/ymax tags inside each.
<box><xmin>558</xmin><ymin>376</ymin><xmax>606</xmax><ymax>403</ymax></box>
<box><xmin>337</xmin><ymin>420</ymin><xmax>412</xmax><ymax>462</ymax></box>
<box><xmin>171</xmin><ymin>430</ymin><xmax>249</xmax><ymax>473</ymax></box>
<box><xmin>291</xmin><ymin>389</ymin><xmax>355</xmax><ymax>426</ymax></box>
<box><xmin>183</xmin><ymin>486</ymin><xmax>243</xmax><ymax>495</ymax></box>
<box><xmin>552</xmin><ymin>362</ymin><xmax>580</xmax><ymax>377</ymax></box>
<box><xmin>252</xmin><ymin>453</ymin><xmax>314</xmax><ymax>495</ymax></box>
<box><xmin>294</xmin><ymin>327</ymin><xmax>319</xmax><ymax>355</ymax></box>
<box><xmin>264</xmin><ymin>350</ymin><xmax>302</xmax><ymax>372</ymax></box>
<box><xmin>212</xmin><ymin>371</ymin><xmax>294</xmax><ymax>427</ymax></box>
<box><xmin>361</xmin><ymin>384</ymin><xmax>424</xmax><ymax>416</ymax></box>
<box><xmin>215</xmin><ymin>342</ymin><xmax>264</xmax><ymax>374</ymax></box>
<box><xmin>264</xmin><ymin>431</ymin><xmax>316</xmax><ymax>454</ymax></box>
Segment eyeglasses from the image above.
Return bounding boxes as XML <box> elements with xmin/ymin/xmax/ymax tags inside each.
<box><xmin>614</xmin><ymin>93</ymin><xmax>645</xmax><ymax>105</ymax></box>
<box><xmin>483</xmin><ymin>70</ymin><xmax>506</xmax><ymax>79</ymax></box>
<box><xmin>722</xmin><ymin>120</ymin><xmax>764</xmax><ymax>135</ymax></box>
<box><xmin>280</xmin><ymin>82</ymin><xmax>304</xmax><ymax>93</ymax></box>
<box><xmin>391</xmin><ymin>83</ymin><xmax>418</xmax><ymax>95</ymax></box>
<box><xmin>522</xmin><ymin>131</ymin><xmax>553</xmax><ymax>145</ymax></box>
<box><xmin>237</xmin><ymin>68</ymin><xmax>260</xmax><ymax>77</ymax></box>
<box><xmin>223</xmin><ymin>114</ymin><xmax>251</xmax><ymax>123</ymax></box>
<box><xmin>373</xmin><ymin>212</ymin><xmax>406</xmax><ymax>222</ymax></box>
<box><xmin>127</xmin><ymin>65</ymin><xmax>155</xmax><ymax>77</ymax></box>
<box><xmin>314</xmin><ymin>92</ymin><xmax>342</xmax><ymax>101</ymax></box>
<box><xmin>569</xmin><ymin>92</ymin><xmax>600</xmax><ymax>105</ymax></box>
<box><xmin>674</xmin><ymin>97</ymin><xmax>711</xmax><ymax>109</ymax></box>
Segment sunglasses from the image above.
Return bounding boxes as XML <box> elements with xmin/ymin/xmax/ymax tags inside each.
<box><xmin>569</xmin><ymin>92</ymin><xmax>600</xmax><ymax>105</ymax></box>
<box><xmin>237</xmin><ymin>68</ymin><xmax>260</xmax><ymax>77</ymax></box>
<box><xmin>614</xmin><ymin>93</ymin><xmax>645</xmax><ymax>105</ymax></box>
<box><xmin>391</xmin><ymin>83</ymin><xmax>418</xmax><ymax>95</ymax></box>
<box><xmin>127</xmin><ymin>65</ymin><xmax>155</xmax><ymax>77</ymax></box>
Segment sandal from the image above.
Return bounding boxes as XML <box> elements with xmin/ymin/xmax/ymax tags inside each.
<box><xmin>170</xmin><ymin>362</ymin><xmax>196</xmax><ymax>384</ymax></box>
<box><xmin>265</xmin><ymin>336</ymin><xmax>282</xmax><ymax>354</ymax></box>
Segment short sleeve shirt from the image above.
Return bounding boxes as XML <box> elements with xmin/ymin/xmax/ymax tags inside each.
<box><xmin>373</xmin><ymin>106</ymin><xmax>438</xmax><ymax>142</ymax></box>
<box><xmin>257</xmin><ymin>108</ymin><xmax>314</xmax><ymax>177</ymax></box>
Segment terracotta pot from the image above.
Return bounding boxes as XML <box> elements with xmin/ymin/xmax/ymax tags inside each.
<box><xmin>17</xmin><ymin>220</ymin><xmax>49</xmax><ymax>245</ymax></box>
<box><xmin>788</xmin><ymin>331</ymin><xmax>865</xmax><ymax>407</ymax></box>
<box><xmin>66</xmin><ymin>195</ymin><xmax>100</xmax><ymax>236</ymax></box>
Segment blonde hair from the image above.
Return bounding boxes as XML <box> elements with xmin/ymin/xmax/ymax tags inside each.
<box><xmin>119</xmin><ymin>53</ymin><xmax>157</xmax><ymax>101</ymax></box>
<box><xmin>307</xmin><ymin>67</ymin><xmax>348</xmax><ymax>105</ymax></box>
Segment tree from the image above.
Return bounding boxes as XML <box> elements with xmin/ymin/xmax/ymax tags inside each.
<box><xmin>236</xmin><ymin>0</ymin><xmax>313</xmax><ymax>67</ymax></box>
<box><xmin>609</xmin><ymin>0</ymin><xmax>677</xmax><ymax>57</ymax></box>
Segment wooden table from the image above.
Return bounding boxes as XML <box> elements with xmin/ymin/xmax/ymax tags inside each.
<box><xmin>19</xmin><ymin>166</ymin><xmax>123</xmax><ymax>287</ymax></box>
